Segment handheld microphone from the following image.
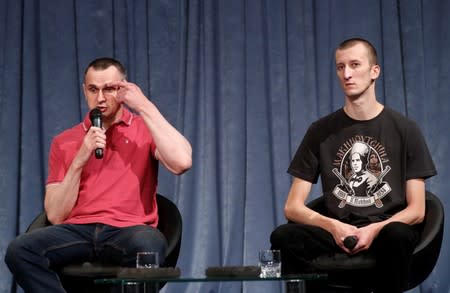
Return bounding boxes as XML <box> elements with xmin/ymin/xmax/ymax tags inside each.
<box><xmin>343</xmin><ymin>235</ymin><xmax>358</xmax><ymax>250</ymax></box>
<box><xmin>89</xmin><ymin>108</ymin><xmax>103</xmax><ymax>159</ymax></box>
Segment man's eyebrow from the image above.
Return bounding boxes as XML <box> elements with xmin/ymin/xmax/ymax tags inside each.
<box><xmin>87</xmin><ymin>83</ymin><xmax>111</xmax><ymax>88</ymax></box>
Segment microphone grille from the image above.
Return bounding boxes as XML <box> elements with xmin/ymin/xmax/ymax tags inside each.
<box><xmin>89</xmin><ymin>108</ymin><xmax>102</xmax><ymax>121</ymax></box>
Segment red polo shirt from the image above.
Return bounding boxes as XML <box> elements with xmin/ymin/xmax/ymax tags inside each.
<box><xmin>46</xmin><ymin>108</ymin><xmax>159</xmax><ymax>228</ymax></box>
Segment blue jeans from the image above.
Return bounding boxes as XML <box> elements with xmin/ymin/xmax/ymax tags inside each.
<box><xmin>5</xmin><ymin>223</ymin><xmax>168</xmax><ymax>293</ymax></box>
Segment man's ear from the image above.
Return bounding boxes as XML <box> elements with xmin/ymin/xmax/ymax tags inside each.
<box><xmin>371</xmin><ymin>64</ymin><xmax>381</xmax><ymax>80</ymax></box>
<box><xmin>82</xmin><ymin>83</ymin><xmax>88</xmax><ymax>100</ymax></box>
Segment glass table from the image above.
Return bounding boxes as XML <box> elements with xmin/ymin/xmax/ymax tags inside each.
<box><xmin>95</xmin><ymin>273</ymin><xmax>327</xmax><ymax>293</ymax></box>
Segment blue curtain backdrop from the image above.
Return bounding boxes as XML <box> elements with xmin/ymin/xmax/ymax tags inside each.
<box><xmin>1</xmin><ymin>0</ymin><xmax>449</xmax><ymax>292</ymax></box>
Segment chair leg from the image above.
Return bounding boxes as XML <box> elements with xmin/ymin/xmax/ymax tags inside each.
<box><xmin>286</xmin><ymin>280</ymin><xmax>306</xmax><ymax>293</ymax></box>
<box><xmin>61</xmin><ymin>276</ymin><xmax>112</xmax><ymax>293</ymax></box>
<box><xmin>117</xmin><ymin>282</ymin><xmax>160</xmax><ymax>293</ymax></box>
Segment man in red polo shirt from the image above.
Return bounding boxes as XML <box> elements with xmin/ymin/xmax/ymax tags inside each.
<box><xmin>5</xmin><ymin>57</ymin><xmax>192</xmax><ymax>293</ymax></box>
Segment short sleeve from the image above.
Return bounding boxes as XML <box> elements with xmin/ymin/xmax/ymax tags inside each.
<box><xmin>405</xmin><ymin>121</ymin><xmax>437</xmax><ymax>180</ymax></box>
<box><xmin>287</xmin><ymin>124</ymin><xmax>321</xmax><ymax>183</ymax></box>
<box><xmin>46</xmin><ymin>138</ymin><xmax>67</xmax><ymax>185</ymax></box>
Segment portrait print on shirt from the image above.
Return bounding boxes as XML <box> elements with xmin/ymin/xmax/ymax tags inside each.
<box><xmin>332</xmin><ymin>139</ymin><xmax>391</xmax><ymax>208</ymax></box>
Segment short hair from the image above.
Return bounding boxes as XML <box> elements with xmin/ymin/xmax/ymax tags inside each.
<box><xmin>84</xmin><ymin>57</ymin><xmax>127</xmax><ymax>80</ymax></box>
<box><xmin>337</xmin><ymin>38</ymin><xmax>378</xmax><ymax>65</ymax></box>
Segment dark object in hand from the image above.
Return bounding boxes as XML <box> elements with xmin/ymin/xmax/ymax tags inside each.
<box><xmin>118</xmin><ymin>267</ymin><xmax>181</xmax><ymax>279</ymax></box>
<box><xmin>89</xmin><ymin>108</ymin><xmax>103</xmax><ymax>159</ymax></box>
<box><xmin>343</xmin><ymin>235</ymin><xmax>358</xmax><ymax>250</ymax></box>
<box><xmin>205</xmin><ymin>266</ymin><xmax>261</xmax><ymax>277</ymax></box>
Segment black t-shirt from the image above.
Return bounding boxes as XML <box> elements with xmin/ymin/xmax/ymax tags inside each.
<box><xmin>288</xmin><ymin>107</ymin><xmax>437</xmax><ymax>226</ymax></box>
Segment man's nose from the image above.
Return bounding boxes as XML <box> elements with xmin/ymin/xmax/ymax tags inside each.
<box><xmin>344</xmin><ymin>67</ymin><xmax>352</xmax><ymax>79</ymax></box>
<box><xmin>96</xmin><ymin>90</ymin><xmax>106</xmax><ymax>102</ymax></box>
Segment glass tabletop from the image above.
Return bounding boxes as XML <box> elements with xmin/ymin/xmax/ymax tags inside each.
<box><xmin>95</xmin><ymin>273</ymin><xmax>327</xmax><ymax>285</ymax></box>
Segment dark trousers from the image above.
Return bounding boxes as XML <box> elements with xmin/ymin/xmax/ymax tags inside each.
<box><xmin>270</xmin><ymin>221</ymin><xmax>419</xmax><ymax>293</ymax></box>
<box><xmin>5</xmin><ymin>223</ymin><xmax>167</xmax><ymax>293</ymax></box>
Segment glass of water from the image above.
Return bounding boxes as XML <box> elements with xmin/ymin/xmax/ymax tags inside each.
<box><xmin>136</xmin><ymin>251</ymin><xmax>159</xmax><ymax>269</ymax></box>
<box><xmin>258</xmin><ymin>249</ymin><xmax>281</xmax><ymax>278</ymax></box>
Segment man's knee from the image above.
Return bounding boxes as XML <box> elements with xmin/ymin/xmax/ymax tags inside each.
<box><xmin>377</xmin><ymin>222</ymin><xmax>419</xmax><ymax>251</ymax></box>
<box><xmin>127</xmin><ymin>227</ymin><xmax>168</xmax><ymax>258</ymax></box>
<box><xmin>5</xmin><ymin>236</ymin><xmax>26</xmax><ymax>270</ymax></box>
<box><xmin>379</xmin><ymin>222</ymin><xmax>415</xmax><ymax>240</ymax></box>
<box><xmin>270</xmin><ymin>224</ymin><xmax>292</xmax><ymax>249</ymax></box>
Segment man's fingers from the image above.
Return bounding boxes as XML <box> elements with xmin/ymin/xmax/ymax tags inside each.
<box><xmin>106</xmin><ymin>80</ymin><xmax>128</xmax><ymax>88</ymax></box>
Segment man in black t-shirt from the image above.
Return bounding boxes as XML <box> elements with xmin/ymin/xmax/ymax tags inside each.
<box><xmin>270</xmin><ymin>38</ymin><xmax>436</xmax><ymax>293</ymax></box>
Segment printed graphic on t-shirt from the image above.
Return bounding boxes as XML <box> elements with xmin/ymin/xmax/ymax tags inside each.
<box><xmin>332</xmin><ymin>136</ymin><xmax>391</xmax><ymax>208</ymax></box>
